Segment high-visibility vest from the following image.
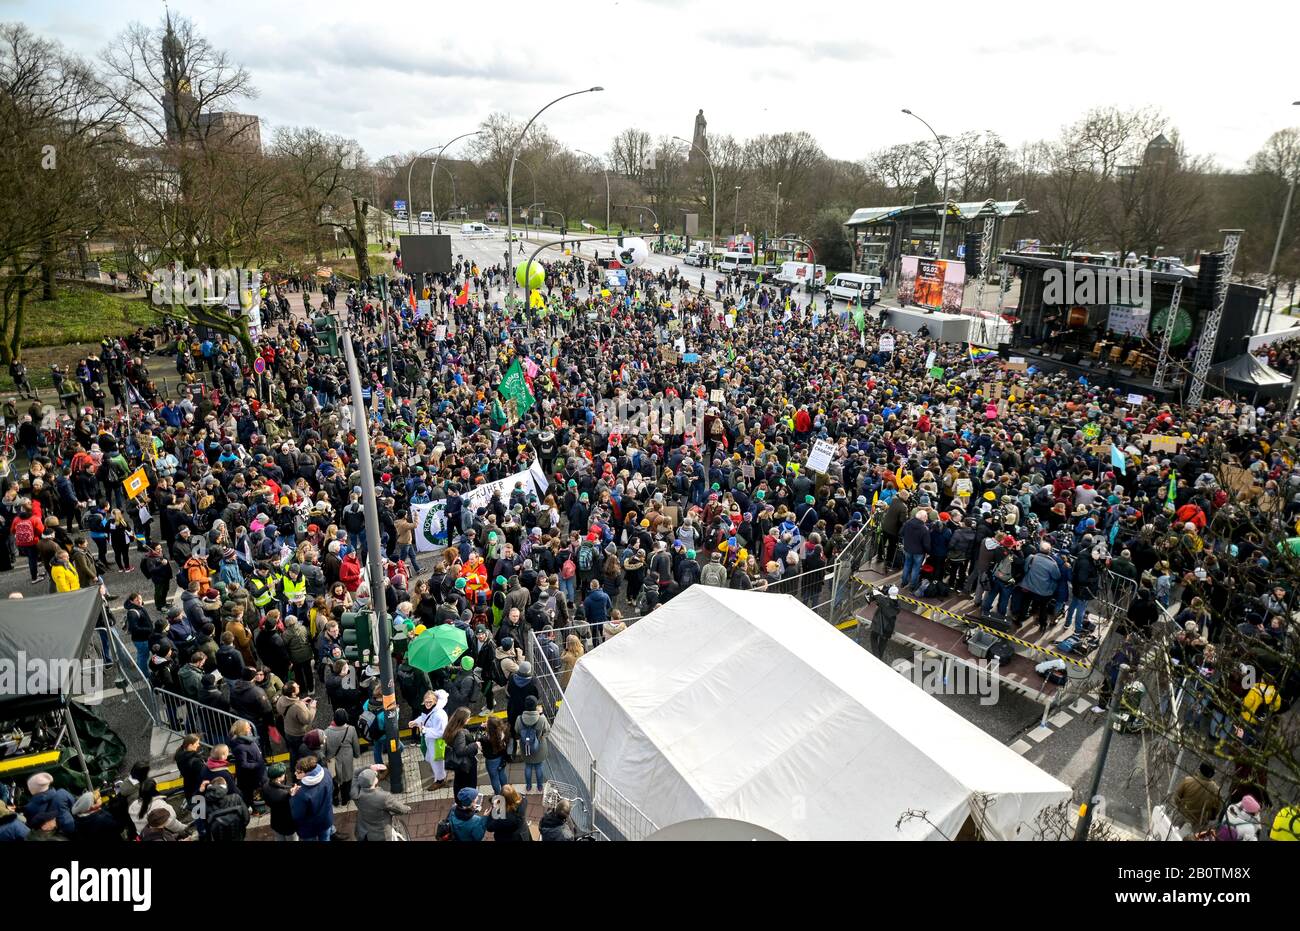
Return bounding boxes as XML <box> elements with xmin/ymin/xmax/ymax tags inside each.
<box><xmin>281</xmin><ymin>575</ymin><xmax>306</xmax><ymax>602</ymax></box>
<box><xmin>250</xmin><ymin>576</ymin><xmax>275</xmax><ymax>607</ymax></box>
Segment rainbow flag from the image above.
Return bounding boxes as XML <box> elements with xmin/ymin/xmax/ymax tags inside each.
<box><xmin>968</xmin><ymin>344</ymin><xmax>997</xmax><ymax>362</ymax></box>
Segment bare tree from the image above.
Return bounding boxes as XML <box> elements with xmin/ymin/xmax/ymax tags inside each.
<box><xmin>0</xmin><ymin>22</ymin><xmax>122</xmax><ymax>361</ymax></box>
<box><xmin>272</xmin><ymin>126</ymin><xmax>365</xmax><ymax>264</ymax></box>
<box><xmin>608</xmin><ymin>127</ymin><xmax>652</xmax><ymax>182</ymax></box>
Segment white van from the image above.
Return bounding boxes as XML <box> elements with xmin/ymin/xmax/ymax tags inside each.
<box><xmin>419</xmin><ymin>211</ymin><xmax>433</xmax><ymax>224</ymax></box>
<box><xmin>825</xmin><ymin>272</ymin><xmax>883</xmax><ymax>304</ymax></box>
<box><xmin>776</xmin><ymin>261</ymin><xmax>826</xmax><ymax>287</ymax></box>
<box><xmin>460</xmin><ymin>222</ymin><xmax>493</xmax><ymax>236</ymax></box>
<box><xmin>718</xmin><ymin>251</ymin><xmax>754</xmax><ymax>273</ymax></box>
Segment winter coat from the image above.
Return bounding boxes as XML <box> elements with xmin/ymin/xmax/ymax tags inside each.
<box><xmin>900</xmin><ymin>517</ymin><xmax>931</xmax><ymax>556</ymax></box>
<box><xmin>507</xmin><ymin>673</ymin><xmax>539</xmax><ymax>724</ymax></box>
<box><xmin>275</xmin><ymin>695</ymin><xmax>314</xmax><ymax>738</ymax></box>
<box><xmin>539</xmin><ymin>810</ymin><xmax>574</xmax><ymax>841</ymax></box>
<box><xmin>352</xmin><ymin>772</ymin><xmax>411</xmax><ymax>841</ymax></box>
<box><xmin>323</xmin><ymin>724</ymin><xmax>361</xmax><ymax>784</ymax></box>
<box><xmin>288</xmin><ymin>764</ymin><xmax>334</xmax><ymax>838</ymax></box>
<box><xmin>283</xmin><ymin>622</ymin><xmax>313</xmax><ymax>663</ymax></box>
<box><xmin>262</xmin><ymin>781</ymin><xmax>296</xmax><ymax>837</ymax></box>
<box><xmin>229</xmin><ymin>735</ymin><xmax>266</xmax><ymax>786</ymax></box>
<box><xmin>486</xmin><ymin>796</ymin><xmax>533</xmax><ymax>842</ymax></box>
<box><xmin>514</xmin><ymin>709</ymin><xmax>551</xmax><ymax>764</ymax></box>
<box><xmin>22</xmin><ymin>788</ymin><xmax>77</xmax><ymax>835</ymax></box>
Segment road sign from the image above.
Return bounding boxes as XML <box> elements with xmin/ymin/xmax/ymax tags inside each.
<box><xmin>394</xmin><ymin>200</ymin><xmax>406</xmax><ymax>211</ymax></box>
<box><xmin>253</xmin><ymin>357</ymin><xmax>266</xmax><ymax>375</ymax></box>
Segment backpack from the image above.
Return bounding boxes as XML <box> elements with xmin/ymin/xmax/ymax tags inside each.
<box><xmin>700</xmin><ymin>563</ymin><xmax>727</xmax><ymax>587</ymax></box>
<box><xmin>85</xmin><ymin>511</ymin><xmax>106</xmax><ymax>534</ymax></box>
<box><xmin>577</xmin><ymin>544</ymin><xmax>595</xmax><ymax>572</ymax></box>
<box><xmin>993</xmin><ymin>554</ymin><xmax>1016</xmax><ymax>584</ymax></box>
<box><xmin>205</xmin><ymin>802</ymin><xmax>245</xmax><ymax>842</ymax></box>
<box><xmin>358</xmin><ymin>708</ymin><xmax>382</xmax><ymax>742</ymax></box>
<box><xmin>435</xmin><ymin>817</ymin><xmax>453</xmax><ymax>841</ymax></box>
<box><xmin>519</xmin><ymin>720</ymin><xmax>541</xmax><ymax>757</ymax></box>
<box><xmin>13</xmin><ymin>518</ymin><xmax>34</xmax><ymax>548</ymax></box>
<box><xmin>561</xmin><ymin>557</ymin><xmax>576</xmax><ymax>580</ymax></box>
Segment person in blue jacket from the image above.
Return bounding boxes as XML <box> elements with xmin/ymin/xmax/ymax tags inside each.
<box><xmin>289</xmin><ymin>756</ymin><xmax>335</xmax><ymax>841</ymax></box>
<box><xmin>22</xmin><ymin>773</ymin><xmax>77</xmax><ymax>836</ymax></box>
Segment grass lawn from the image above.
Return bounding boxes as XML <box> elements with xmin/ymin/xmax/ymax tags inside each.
<box><xmin>0</xmin><ymin>286</ymin><xmax>160</xmax><ymax>392</ymax></box>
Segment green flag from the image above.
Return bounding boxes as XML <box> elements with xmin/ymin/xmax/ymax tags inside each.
<box><xmin>852</xmin><ymin>303</ymin><xmax>865</xmax><ymax>333</ymax></box>
<box><xmin>490</xmin><ymin>398</ymin><xmax>508</xmax><ymax>428</ymax></box>
<box><xmin>1165</xmin><ymin>474</ymin><xmax>1177</xmax><ymax>512</ymax></box>
<box><xmin>498</xmin><ymin>358</ymin><xmax>535</xmax><ymax>420</ymax></box>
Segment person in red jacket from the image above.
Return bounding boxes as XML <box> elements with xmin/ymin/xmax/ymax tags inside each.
<box><xmin>1175</xmin><ymin>501</ymin><xmax>1207</xmax><ymax>529</ymax></box>
<box><xmin>339</xmin><ymin>551</ymin><xmax>363</xmax><ymax>592</ymax></box>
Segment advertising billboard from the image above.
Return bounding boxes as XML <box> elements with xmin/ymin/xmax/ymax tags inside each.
<box><xmin>899</xmin><ymin>255</ymin><xmax>966</xmax><ymax>313</ymax></box>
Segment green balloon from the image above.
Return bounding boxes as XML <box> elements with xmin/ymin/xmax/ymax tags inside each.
<box><xmin>515</xmin><ymin>260</ymin><xmax>545</xmax><ymax>289</ymax></box>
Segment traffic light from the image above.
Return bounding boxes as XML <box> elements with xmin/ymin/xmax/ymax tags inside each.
<box><xmin>340</xmin><ymin>609</ymin><xmax>374</xmax><ymax>663</ymax></box>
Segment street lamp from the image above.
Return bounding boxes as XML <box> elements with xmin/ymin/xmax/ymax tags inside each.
<box><xmin>903</xmin><ymin>108</ymin><xmax>949</xmax><ymax>259</ymax></box>
<box><xmin>515</xmin><ymin>158</ymin><xmax>539</xmax><ymax>212</ymax></box>
<box><xmin>405</xmin><ymin>144</ymin><xmax>441</xmax><ymax>233</ymax></box>
<box><xmin>507</xmin><ymin>87</ymin><xmax>604</xmax><ymax>303</ymax></box>
<box><xmin>734</xmin><ymin>185</ymin><xmax>741</xmax><ymax>237</ymax></box>
<box><xmin>672</xmin><ymin>135</ymin><xmax>717</xmax><ymax>245</ymax></box>
<box><xmin>575</xmin><ymin>149</ymin><xmax>610</xmax><ymax>232</ymax></box>
<box><xmin>429</xmin><ymin>130</ymin><xmax>480</xmax><ymax>233</ymax></box>
<box><xmin>775</xmin><ymin>181</ymin><xmax>782</xmax><ymax>239</ymax></box>
<box><xmin>615</xmin><ymin>204</ymin><xmax>657</xmax><ymax>231</ymax></box>
<box><xmin>1265</xmin><ymin>101</ymin><xmax>1300</xmax><ymax>328</ymax></box>
<box><xmin>429</xmin><ymin>164</ymin><xmax>456</xmax><ymax>223</ymax></box>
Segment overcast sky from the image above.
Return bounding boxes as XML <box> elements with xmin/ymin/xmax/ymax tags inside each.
<box><xmin>11</xmin><ymin>0</ymin><xmax>1296</xmax><ymax>177</ymax></box>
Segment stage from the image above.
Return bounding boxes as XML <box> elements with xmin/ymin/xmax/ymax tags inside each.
<box><xmin>1008</xmin><ymin>346</ymin><xmax>1180</xmax><ymax>402</ymax></box>
<box><xmin>885</xmin><ymin>306</ymin><xmax>972</xmax><ymax>342</ymax></box>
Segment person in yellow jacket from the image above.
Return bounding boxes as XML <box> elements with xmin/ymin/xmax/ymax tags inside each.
<box><xmin>1271</xmin><ymin>806</ymin><xmax>1300</xmax><ymax>840</ymax></box>
<box><xmin>51</xmin><ymin>551</ymin><xmax>80</xmax><ymax>593</ymax></box>
<box><xmin>1241</xmin><ymin>679</ymin><xmax>1281</xmax><ymax>725</ymax></box>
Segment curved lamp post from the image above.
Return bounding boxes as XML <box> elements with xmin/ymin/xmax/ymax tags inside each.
<box><xmin>903</xmin><ymin>108</ymin><xmax>949</xmax><ymax>259</ymax></box>
<box><xmin>428</xmin><ymin>130</ymin><xmax>480</xmax><ymax>233</ymax></box>
<box><xmin>507</xmin><ymin>87</ymin><xmax>604</xmax><ymax>303</ymax></box>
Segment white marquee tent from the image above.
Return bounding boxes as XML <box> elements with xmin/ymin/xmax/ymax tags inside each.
<box><xmin>552</xmin><ymin>586</ymin><xmax>1071</xmax><ymax>840</ymax></box>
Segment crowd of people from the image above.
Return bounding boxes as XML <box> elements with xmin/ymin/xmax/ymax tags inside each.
<box><xmin>0</xmin><ymin>238</ymin><xmax>1297</xmax><ymax>842</ymax></box>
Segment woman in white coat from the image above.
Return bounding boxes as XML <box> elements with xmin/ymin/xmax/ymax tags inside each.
<box><xmin>409</xmin><ymin>689</ymin><xmax>449</xmax><ymax>788</ymax></box>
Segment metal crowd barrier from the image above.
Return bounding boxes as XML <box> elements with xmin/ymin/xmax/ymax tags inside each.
<box><xmin>153</xmin><ymin>688</ymin><xmax>254</xmax><ymax>749</ymax></box>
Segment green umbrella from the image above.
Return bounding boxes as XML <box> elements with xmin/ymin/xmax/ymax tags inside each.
<box><xmin>406</xmin><ymin>625</ymin><xmax>467</xmax><ymax>673</ymax></box>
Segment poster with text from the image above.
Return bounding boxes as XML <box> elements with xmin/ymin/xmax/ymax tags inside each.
<box><xmin>899</xmin><ymin>256</ymin><xmax>966</xmax><ymax>313</ymax></box>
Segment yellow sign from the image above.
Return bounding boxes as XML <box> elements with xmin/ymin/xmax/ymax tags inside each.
<box><xmin>124</xmin><ymin>467</ymin><xmax>150</xmax><ymax>499</ymax></box>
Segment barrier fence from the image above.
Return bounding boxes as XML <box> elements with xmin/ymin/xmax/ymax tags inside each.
<box><xmin>153</xmin><ymin>688</ymin><xmax>254</xmax><ymax>749</ymax></box>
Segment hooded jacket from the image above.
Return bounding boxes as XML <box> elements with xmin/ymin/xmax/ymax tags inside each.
<box><xmin>351</xmin><ymin>769</ymin><xmax>411</xmax><ymax>841</ymax></box>
<box><xmin>288</xmin><ymin>764</ymin><xmax>334</xmax><ymax>838</ymax></box>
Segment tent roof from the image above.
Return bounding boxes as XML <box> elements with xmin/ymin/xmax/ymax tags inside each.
<box><xmin>0</xmin><ymin>588</ymin><xmax>101</xmax><ymax>713</ymax></box>
<box><xmin>1209</xmin><ymin>352</ymin><xmax>1292</xmax><ymax>387</ymax></box>
<box><xmin>845</xmin><ymin>198</ymin><xmax>1031</xmax><ymax>227</ymax></box>
<box><xmin>553</xmin><ymin>587</ymin><xmax>1070</xmax><ymax>841</ymax></box>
